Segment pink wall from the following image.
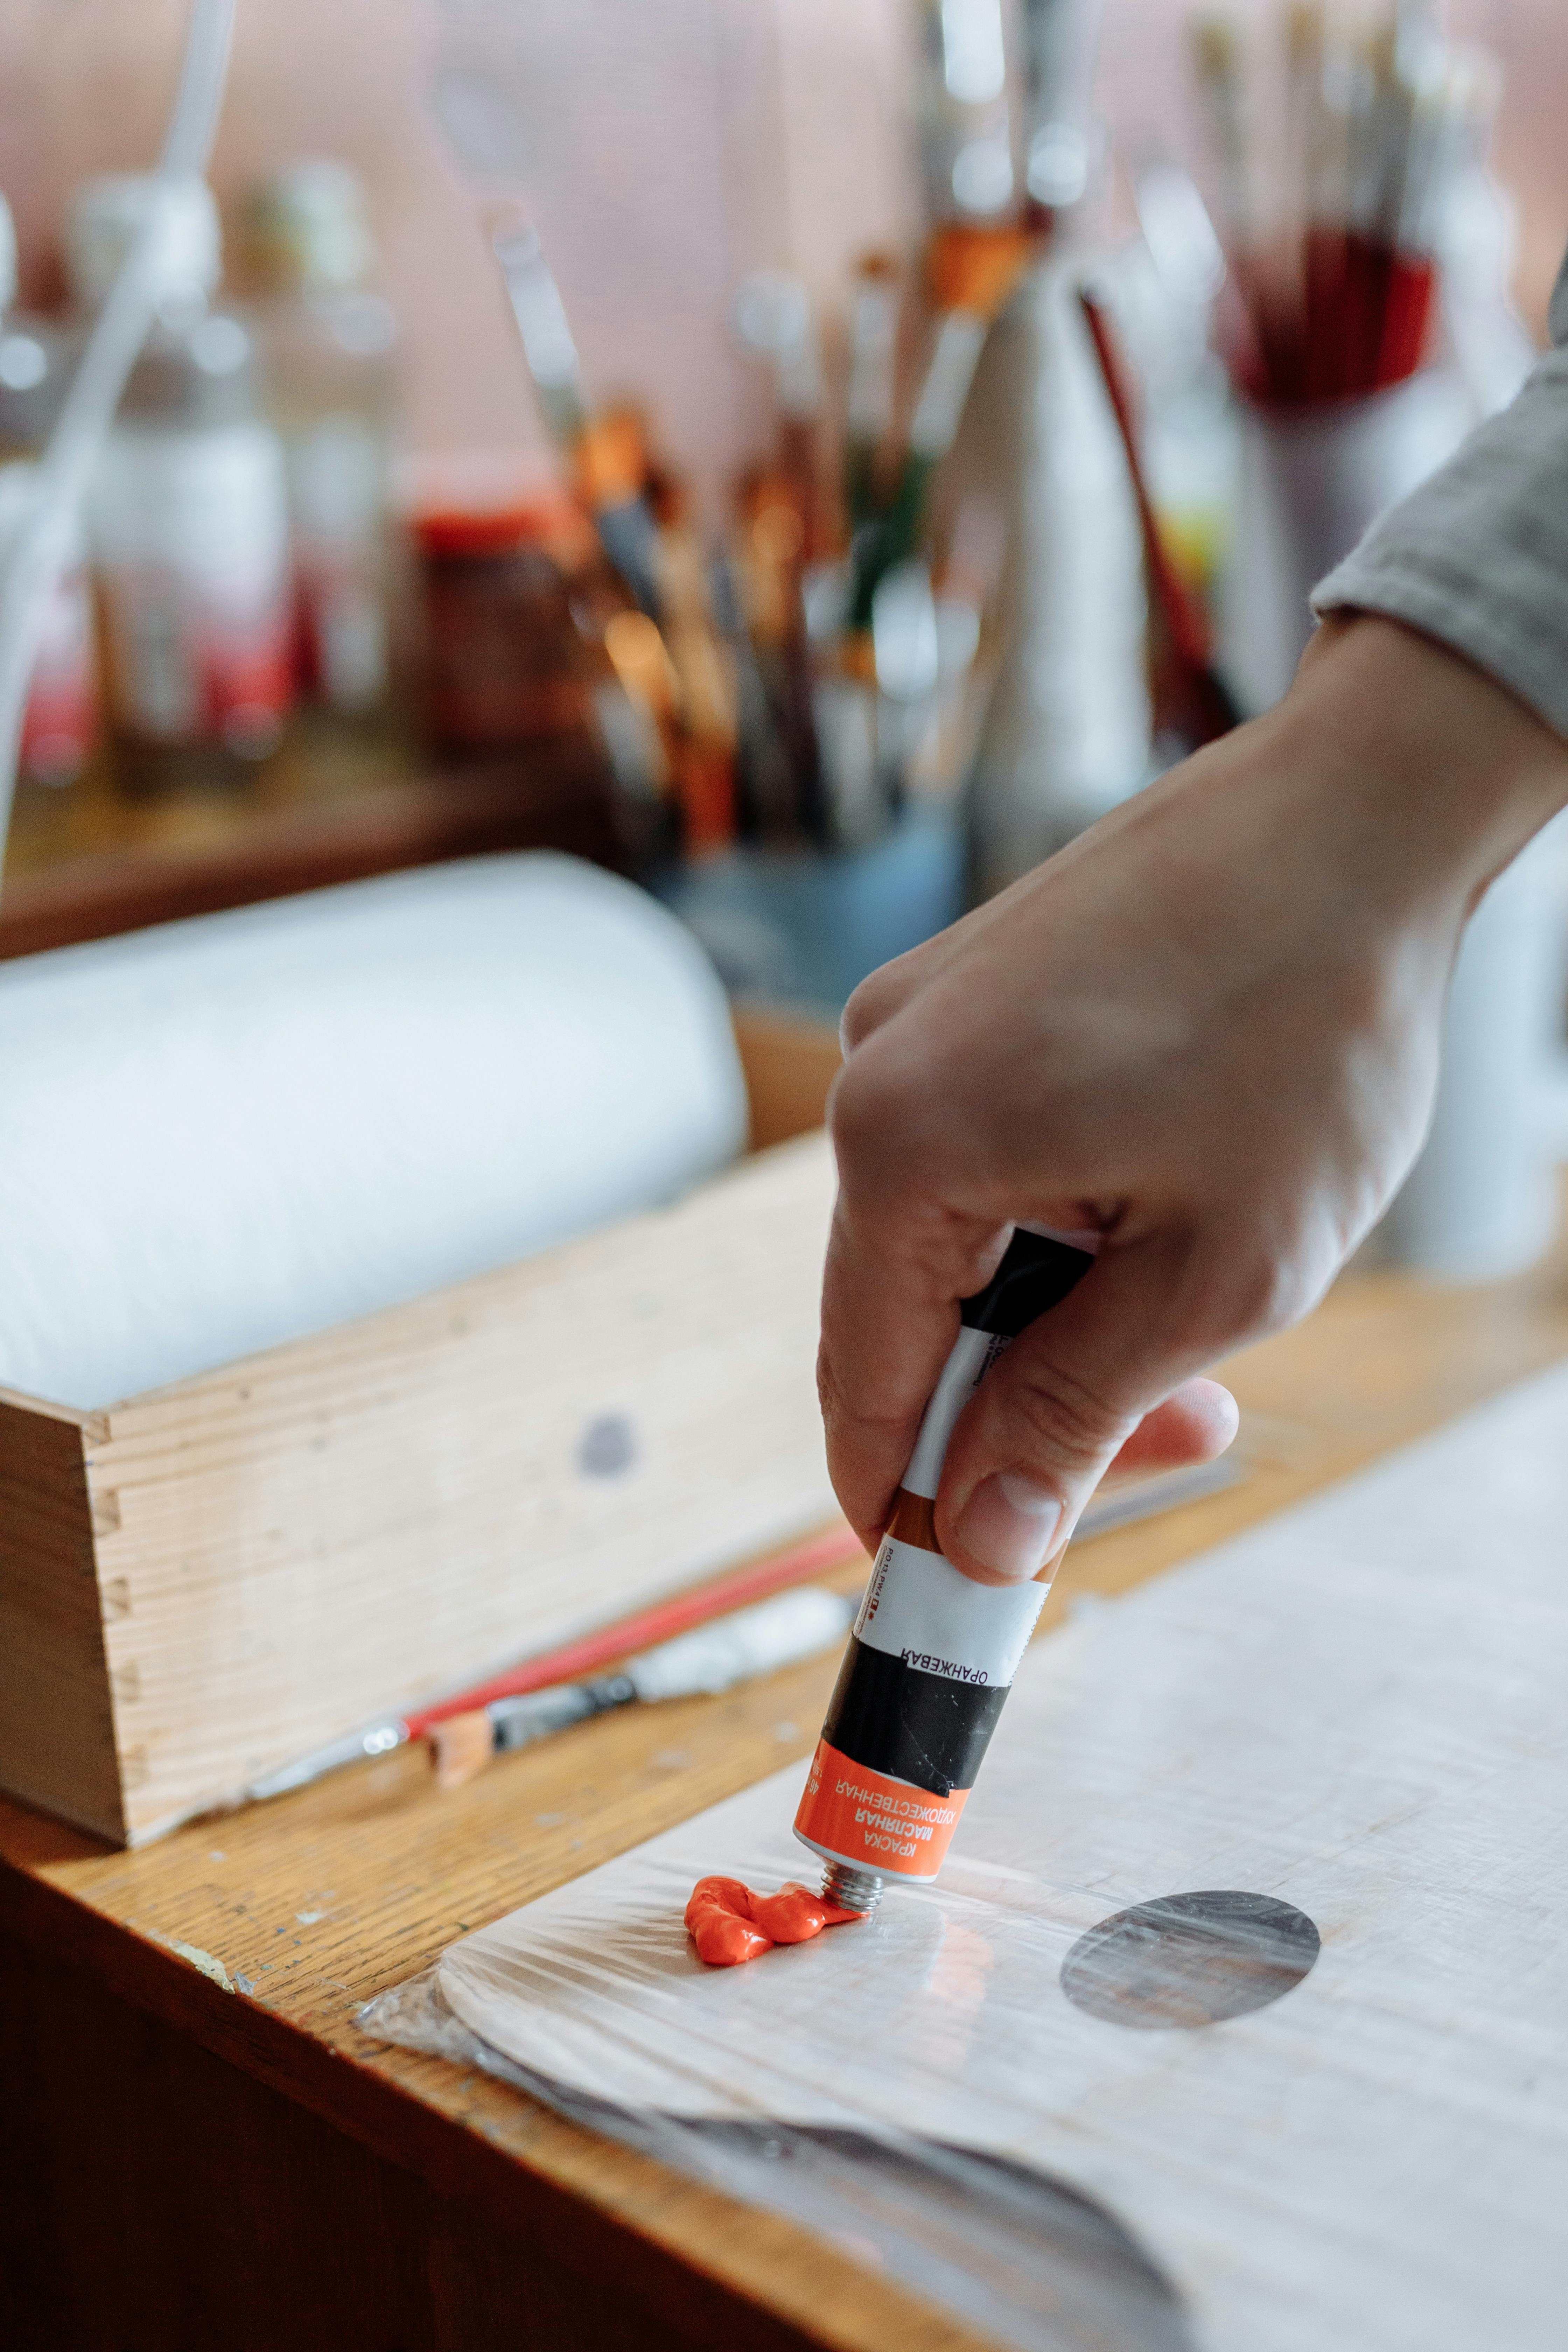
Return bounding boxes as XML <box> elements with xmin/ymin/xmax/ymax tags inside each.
<box><xmin>2</xmin><ymin>0</ymin><xmax>1564</xmax><ymax>508</ymax></box>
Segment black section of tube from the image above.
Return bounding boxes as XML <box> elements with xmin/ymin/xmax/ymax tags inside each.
<box><xmin>810</xmin><ymin>1228</ymin><xmax>1093</xmax><ymax>1833</ymax></box>
<box><xmin>959</xmin><ymin>1228</ymin><xmax>1095</xmax><ymax>1339</ymax></box>
<box><xmin>821</xmin><ymin>1636</ymin><xmax>1009</xmax><ymax>1799</ymax></box>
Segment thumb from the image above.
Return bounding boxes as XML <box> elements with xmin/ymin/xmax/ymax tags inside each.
<box><xmin>932</xmin><ymin>1228</ymin><xmax>1231</xmax><ymax>1586</ymax></box>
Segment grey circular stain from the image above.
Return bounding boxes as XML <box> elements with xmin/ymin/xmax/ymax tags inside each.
<box><xmin>577</xmin><ymin>1413</ymin><xmax>636</xmax><ymax>1478</ymax></box>
<box><xmin>1060</xmin><ymin>1890</ymin><xmax>1320</xmax><ymax>2029</ymax></box>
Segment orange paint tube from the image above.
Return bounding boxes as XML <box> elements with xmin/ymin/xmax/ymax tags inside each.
<box><xmin>793</xmin><ymin>1225</ymin><xmax>1099</xmax><ymax>1916</ymax></box>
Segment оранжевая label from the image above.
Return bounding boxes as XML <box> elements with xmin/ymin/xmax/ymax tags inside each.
<box><xmin>854</xmin><ymin>1533</ymin><xmax>1048</xmax><ymax>1688</ymax></box>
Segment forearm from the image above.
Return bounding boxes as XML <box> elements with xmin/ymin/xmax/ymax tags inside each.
<box><xmin>821</xmin><ymin>610</ymin><xmax>1568</xmax><ymax>1578</ymax></box>
<box><xmin>1282</xmin><ymin>614</ymin><xmax>1568</xmax><ymax>930</ymax></box>
<box><xmin>820</xmin><ymin>316</ymin><xmax>1568</xmax><ymax>1578</ymax></box>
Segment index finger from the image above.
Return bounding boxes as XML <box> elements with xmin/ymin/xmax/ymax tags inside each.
<box><xmin>817</xmin><ymin>1176</ymin><xmax>1009</xmax><ymax>1552</ymax></box>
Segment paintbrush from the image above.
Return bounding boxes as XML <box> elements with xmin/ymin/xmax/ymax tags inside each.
<box><xmin>1078</xmin><ymin>284</ymin><xmax>1241</xmax><ymax>749</ymax></box>
<box><xmin>1020</xmin><ymin>0</ymin><xmax>1102</xmax><ymax>215</ymax></box>
<box><xmin>1188</xmin><ymin>14</ymin><xmax>1254</xmax><ymax>259</ymax></box>
<box><xmin>1189</xmin><ymin>9</ymin><xmax>1299</xmax><ymax>395</ymax></box>
<box><xmin>831</xmin><ymin>227</ymin><xmax>1029</xmax><ymax>838</ymax></box>
<box><xmin>489</xmin><ymin>215</ymin><xmax>662</xmax><ymax>616</ymax></box>
<box><xmin>731</xmin><ymin>271</ymin><xmax>827</xmax><ymax>838</ymax></box>
<box><xmin>849</xmin><ymin>220</ymin><xmax>1033</xmax><ymax>629</ymax></box>
<box><xmin>1274</xmin><ymin>0</ymin><xmax>1326</xmax><ymax>383</ymax></box>
<box><xmin>651</xmin><ymin>475</ymin><xmax>740</xmax><ymax>854</ymax></box>
<box><xmin>844</xmin><ymin>253</ymin><xmax>902</xmax><ymax>532</ymax></box>
<box><xmin>429</xmin><ymin>1586</ymin><xmax>858</xmax><ymax>1790</ymax></box>
<box><xmin>1195</xmin><ymin>3</ymin><xmax>1475</xmax><ymax>410</ymax></box>
<box><xmin>732</xmin><ymin>269</ymin><xmax>826</xmax><ymax>546</ymax></box>
<box><xmin>244</xmin><ymin>1520</ymin><xmax>866</xmax><ymax>1804</ymax></box>
<box><xmin>244</xmin><ymin>1437</ymin><xmax>1252</xmax><ymax>1808</ymax></box>
<box><xmin>709</xmin><ymin>542</ymin><xmax>796</xmax><ymax>840</ymax></box>
<box><xmin>1373</xmin><ymin>43</ymin><xmax>1489</xmax><ymax>387</ymax></box>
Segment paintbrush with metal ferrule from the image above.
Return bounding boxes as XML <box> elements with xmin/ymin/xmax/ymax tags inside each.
<box><xmin>1188</xmin><ymin>12</ymin><xmax>1254</xmax><ymax>259</ymax></box>
<box><xmin>848</xmin><ymin>221</ymin><xmax>1033</xmax><ymax>631</ymax></box>
<box><xmin>1020</xmin><ymin>0</ymin><xmax>1102</xmax><ymax>217</ymax></box>
<box><xmin>844</xmin><ymin>252</ymin><xmax>902</xmax><ymax>533</ymax></box>
<box><xmin>429</xmin><ymin>1586</ymin><xmax>858</xmax><ymax>1790</ymax></box>
<box><xmin>732</xmin><ymin>269</ymin><xmax>826</xmax><ymax>545</ymax></box>
<box><xmin>731</xmin><ymin>270</ymin><xmax>827</xmax><ymax>836</ymax></box>
<box><xmin>1077</xmin><ymin>284</ymin><xmax>1241</xmax><ymax>749</ymax></box>
<box><xmin>243</xmin><ymin>1523</ymin><xmax>865</xmax><ymax>1805</ymax></box>
<box><xmin>489</xmin><ymin>215</ymin><xmax>662</xmax><ymax>617</ymax></box>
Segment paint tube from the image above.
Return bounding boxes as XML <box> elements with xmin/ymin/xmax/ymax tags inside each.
<box><xmin>793</xmin><ymin>1222</ymin><xmax>1098</xmax><ymax>1909</ymax></box>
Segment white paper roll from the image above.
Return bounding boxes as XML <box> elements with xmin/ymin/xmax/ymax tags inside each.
<box><xmin>0</xmin><ymin>854</ymin><xmax>747</xmax><ymax>1408</ymax></box>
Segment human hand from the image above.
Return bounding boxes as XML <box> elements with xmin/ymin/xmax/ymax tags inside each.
<box><xmin>820</xmin><ymin>616</ymin><xmax>1568</xmax><ymax>1585</ymax></box>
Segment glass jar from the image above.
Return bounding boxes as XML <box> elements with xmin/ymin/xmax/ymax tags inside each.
<box><xmin>414</xmin><ymin>488</ymin><xmax>592</xmax><ymax>753</ymax></box>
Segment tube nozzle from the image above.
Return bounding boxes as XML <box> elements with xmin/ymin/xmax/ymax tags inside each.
<box><xmin>822</xmin><ymin>1860</ymin><xmax>883</xmax><ymax>1916</ymax></box>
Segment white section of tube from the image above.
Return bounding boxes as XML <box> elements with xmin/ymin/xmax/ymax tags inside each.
<box><xmin>896</xmin><ymin>1230</ymin><xmax>1103</xmax><ymax>1498</ymax></box>
<box><xmin>627</xmin><ymin>1589</ymin><xmax>857</xmax><ymax>1702</ymax></box>
<box><xmin>0</xmin><ymin>0</ymin><xmax>236</xmax><ymax>874</ymax></box>
<box><xmin>901</xmin><ymin>1325</ymin><xmax>996</xmax><ymax>1501</ymax></box>
<box><xmin>853</xmin><ymin>1533</ymin><xmax>1047</xmax><ymax>1685</ymax></box>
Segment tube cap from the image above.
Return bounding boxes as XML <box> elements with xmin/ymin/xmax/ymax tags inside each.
<box><xmin>959</xmin><ymin>1225</ymin><xmax>1097</xmax><ymax>1338</ymax></box>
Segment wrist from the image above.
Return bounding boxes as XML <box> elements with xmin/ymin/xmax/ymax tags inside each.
<box><xmin>1275</xmin><ymin>614</ymin><xmax>1568</xmax><ymax>923</ymax></box>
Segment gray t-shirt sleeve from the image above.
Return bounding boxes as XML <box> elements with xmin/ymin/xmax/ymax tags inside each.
<box><xmin>1311</xmin><ymin>251</ymin><xmax>1568</xmax><ymax>741</ymax></box>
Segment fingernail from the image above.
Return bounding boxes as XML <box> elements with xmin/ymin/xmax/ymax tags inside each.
<box><xmin>954</xmin><ymin>1473</ymin><xmax>1063</xmax><ymax>1582</ymax></box>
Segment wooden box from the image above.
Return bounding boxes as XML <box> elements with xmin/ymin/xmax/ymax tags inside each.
<box><xmin>0</xmin><ymin>1012</ymin><xmax>843</xmax><ymax>1847</ymax></box>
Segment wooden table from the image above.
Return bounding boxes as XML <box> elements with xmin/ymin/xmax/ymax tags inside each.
<box><xmin>4</xmin><ymin>1222</ymin><xmax>1567</xmax><ymax>2352</ymax></box>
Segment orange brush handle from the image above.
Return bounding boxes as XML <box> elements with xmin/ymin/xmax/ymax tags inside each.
<box><xmin>926</xmin><ymin>223</ymin><xmax>1034</xmax><ymax>320</ymax></box>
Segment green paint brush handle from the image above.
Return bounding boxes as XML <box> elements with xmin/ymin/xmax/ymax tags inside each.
<box><xmin>847</xmin><ymin>454</ymin><xmax>933</xmax><ymax>632</ymax></box>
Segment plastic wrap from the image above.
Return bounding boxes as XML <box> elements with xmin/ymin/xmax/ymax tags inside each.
<box><xmin>362</xmin><ymin>1964</ymin><xmax>1192</xmax><ymax>2352</ymax></box>
<box><xmin>363</xmin><ymin>1364</ymin><xmax>1568</xmax><ymax>2351</ymax></box>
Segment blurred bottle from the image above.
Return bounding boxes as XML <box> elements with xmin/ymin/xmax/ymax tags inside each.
<box><xmin>405</xmin><ymin>452</ymin><xmax>672</xmax><ymax>870</ymax></box>
<box><xmin>235</xmin><ymin>162</ymin><xmax>401</xmax><ymax>726</ymax></box>
<box><xmin>0</xmin><ymin>189</ymin><xmax>100</xmax><ymax>825</ymax></box>
<box><xmin>68</xmin><ymin>174</ymin><xmax>294</xmax><ymax>796</ymax></box>
<box><xmin>960</xmin><ymin>255</ymin><xmax>1151</xmax><ymax>898</ymax></box>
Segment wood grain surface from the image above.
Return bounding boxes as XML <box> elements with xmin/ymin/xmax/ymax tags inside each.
<box><xmin>4</xmin><ymin>1203</ymin><xmax>1568</xmax><ymax>2351</ymax></box>
<box><xmin>87</xmin><ymin>1134</ymin><xmax>839</xmax><ymax>1844</ymax></box>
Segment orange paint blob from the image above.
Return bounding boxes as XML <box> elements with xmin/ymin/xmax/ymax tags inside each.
<box><xmin>685</xmin><ymin>1875</ymin><xmax>860</xmax><ymax>1968</ymax></box>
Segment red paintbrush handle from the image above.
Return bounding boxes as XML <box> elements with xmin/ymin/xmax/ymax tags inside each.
<box><xmin>1078</xmin><ymin>288</ymin><xmax>1216</xmax><ymax>677</ymax></box>
<box><xmin>1375</xmin><ymin>252</ymin><xmax>1437</xmax><ymax>391</ymax></box>
<box><xmin>404</xmin><ymin>1521</ymin><xmax>866</xmax><ymax>1735</ymax></box>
